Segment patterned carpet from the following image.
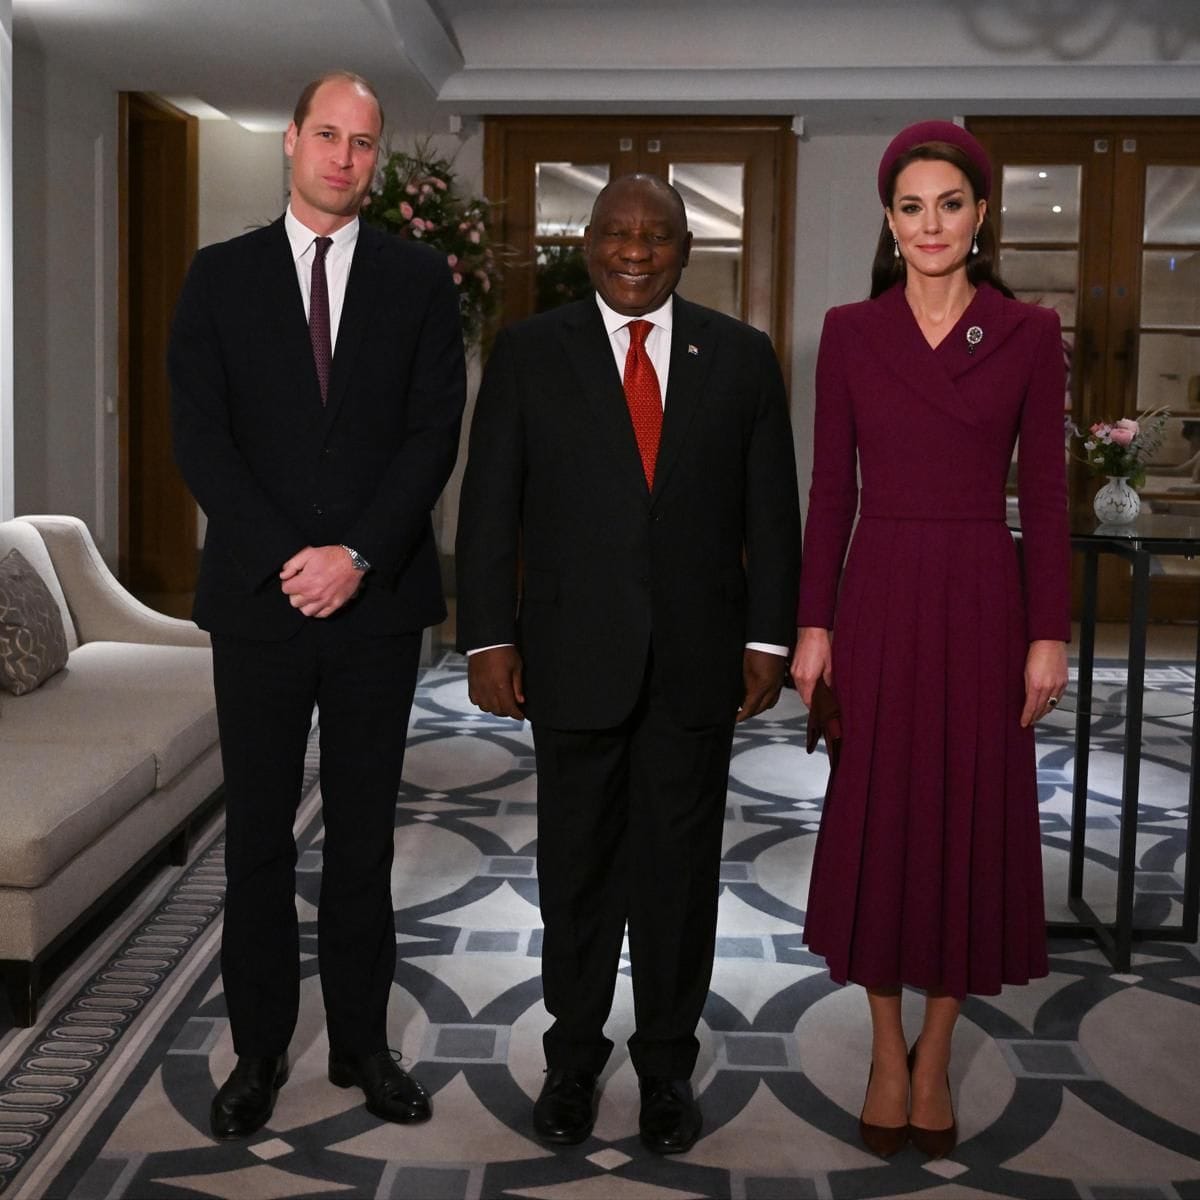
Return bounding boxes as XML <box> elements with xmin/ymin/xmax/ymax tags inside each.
<box><xmin>1</xmin><ymin>656</ymin><xmax>1198</xmax><ymax>1200</ymax></box>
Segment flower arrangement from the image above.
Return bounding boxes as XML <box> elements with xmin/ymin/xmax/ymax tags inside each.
<box><xmin>535</xmin><ymin>243</ymin><xmax>592</xmax><ymax>312</ymax></box>
<box><xmin>363</xmin><ymin>139</ymin><xmax>502</xmax><ymax>346</ymax></box>
<box><xmin>1074</xmin><ymin>407</ymin><xmax>1170</xmax><ymax>489</ymax></box>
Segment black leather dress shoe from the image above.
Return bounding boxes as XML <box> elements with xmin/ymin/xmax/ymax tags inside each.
<box><xmin>532</xmin><ymin>1068</ymin><xmax>598</xmax><ymax>1144</ymax></box>
<box><xmin>210</xmin><ymin>1054</ymin><xmax>289</xmax><ymax>1140</ymax></box>
<box><xmin>639</xmin><ymin>1076</ymin><xmax>701</xmax><ymax>1154</ymax></box>
<box><xmin>328</xmin><ymin>1049</ymin><xmax>432</xmax><ymax>1124</ymax></box>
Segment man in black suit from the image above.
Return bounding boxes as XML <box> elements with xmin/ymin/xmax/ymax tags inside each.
<box><xmin>169</xmin><ymin>71</ymin><xmax>465</xmax><ymax>1139</ymax></box>
<box><xmin>455</xmin><ymin>175</ymin><xmax>800</xmax><ymax>1153</ymax></box>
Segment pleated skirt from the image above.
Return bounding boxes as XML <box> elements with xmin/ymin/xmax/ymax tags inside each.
<box><xmin>802</xmin><ymin>516</ymin><xmax>1049</xmax><ymax>999</ymax></box>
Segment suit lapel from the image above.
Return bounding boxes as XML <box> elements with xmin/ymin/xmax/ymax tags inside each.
<box><xmin>258</xmin><ymin>219</ymin><xmax>323</xmax><ymax>412</ymax></box>
<box><xmin>322</xmin><ymin>223</ymin><xmax>384</xmax><ymax>431</ymax></box>
<box><xmin>939</xmin><ymin>282</ymin><xmax>1029</xmax><ymax>380</ymax></box>
<box><xmin>652</xmin><ymin>297</ymin><xmax>711</xmax><ymax>504</ymax></box>
<box><xmin>557</xmin><ymin>301</ymin><xmax>650</xmax><ymax>501</ymax></box>
<box><xmin>856</xmin><ymin>283</ymin><xmax>1026</xmax><ymax>427</ymax></box>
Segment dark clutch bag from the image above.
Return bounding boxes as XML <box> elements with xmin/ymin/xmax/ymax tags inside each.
<box><xmin>805</xmin><ymin>677</ymin><xmax>843</xmax><ymax>773</ymax></box>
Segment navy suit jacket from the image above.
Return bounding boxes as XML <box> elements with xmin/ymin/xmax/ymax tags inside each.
<box><xmin>455</xmin><ymin>295</ymin><xmax>801</xmax><ymax>729</ymax></box>
<box><xmin>170</xmin><ymin>218</ymin><xmax>466</xmax><ymax>640</ymax></box>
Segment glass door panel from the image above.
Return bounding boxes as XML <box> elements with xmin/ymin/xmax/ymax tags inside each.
<box><xmin>1000</xmin><ymin>164</ymin><xmax>1082</xmax><ymax>243</ymax></box>
<box><xmin>1000</xmin><ymin>248</ymin><xmax>1079</xmax><ymax>325</ymax></box>
<box><xmin>533</xmin><ymin>161</ymin><xmax>608</xmax><ymax>312</ymax></box>
<box><xmin>996</xmin><ymin>163</ymin><xmax>1082</xmax><ymax>421</ymax></box>
<box><xmin>669</xmin><ymin>162</ymin><xmax>744</xmax><ymax>318</ymax></box>
<box><xmin>1135</xmin><ymin>162</ymin><xmax>1200</xmax><ymax>493</ymax></box>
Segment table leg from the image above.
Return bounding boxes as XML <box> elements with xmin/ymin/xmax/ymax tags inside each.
<box><xmin>1113</xmin><ymin>550</ymin><xmax>1151</xmax><ymax>972</ymax></box>
<box><xmin>1183</xmin><ymin>593</ymin><xmax>1200</xmax><ymax>942</ymax></box>
<box><xmin>1070</xmin><ymin>548</ymin><xmax>1099</xmax><ymax>903</ymax></box>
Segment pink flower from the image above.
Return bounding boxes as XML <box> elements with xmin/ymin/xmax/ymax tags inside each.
<box><xmin>405</xmin><ymin>184</ymin><xmax>417</xmax><ymax>195</ymax></box>
<box><xmin>447</xmin><ymin>253</ymin><xmax>459</xmax><ymax>267</ymax></box>
<box><xmin>399</xmin><ymin>201</ymin><xmax>414</xmax><ymax>220</ymax></box>
<box><xmin>434</xmin><ymin>178</ymin><xmax>448</xmax><ymax>191</ymax></box>
<box><xmin>411</xmin><ymin>217</ymin><xmax>426</xmax><ymax>231</ymax></box>
<box><xmin>452</xmin><ymin>272</ymin><xmax>463</xmax><ymax>285</ymax></box>
<box><xmin>421</xmin><ymin>183</ymin><xmax>433</xmax><ymax>196</ymax></box>
<box><xmin>469</xmin><ymin>230</ymin><xmax>481</xmax><ymax>244</ymax></box>
<box><xmin>1110</xmin><ymin>418</ymin><xmax>1138</xmax><ymax>446</ymax></box>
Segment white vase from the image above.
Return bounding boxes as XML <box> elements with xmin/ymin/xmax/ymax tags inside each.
<box><xmin>1092</xmin><ymin>475</ymin><xmax>1141</xmax><ymax>524</ymax></box>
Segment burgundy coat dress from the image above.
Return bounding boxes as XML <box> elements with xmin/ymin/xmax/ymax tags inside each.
<box><xmin>797</xmin><ymin>281</ymin><xmax>1070</xmax><ymax>999</ymax></box>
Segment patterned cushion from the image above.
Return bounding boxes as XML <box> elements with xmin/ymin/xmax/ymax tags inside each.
<box><xmin>0</xmin><ymin>548</ymin><xmax>70</xmax><ymax>695</ymax></box>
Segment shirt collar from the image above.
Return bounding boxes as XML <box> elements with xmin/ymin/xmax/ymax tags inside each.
<box><xmin>595</xmin><ymin>291</ymin><xmax>674</xmax><ymax>337</ymax></box>
<box><xmin>284</xmin><ymin>205</ymin><xmax>360</xmax><ymax>263</ymax></box>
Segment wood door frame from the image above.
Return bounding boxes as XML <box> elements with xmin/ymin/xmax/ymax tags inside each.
<box><xmin>118</xmin><ymin>92</ymin><xmax>198</xmax><ymax>591</ymax></box>
<box><xmin>483</xmin><ymin>115</ymin><xmax>796</xmax><ymax>387</ymax></box>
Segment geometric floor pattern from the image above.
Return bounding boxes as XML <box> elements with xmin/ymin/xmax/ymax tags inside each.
<box><xmin>1</xmin><ymin>656</ymin><xmax>1198</xmax><ymax>1199</ymax></box>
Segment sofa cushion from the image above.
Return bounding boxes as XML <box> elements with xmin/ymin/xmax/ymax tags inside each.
<box><xmin>0</xmin><ymin>520</ymin><xmax>78</xmax><ymax>652</ymax></box>
<box><xmin>0</xmin><ymin>642</ymin><xmax>218</xmax><ymax>787</ymax></box>
<box><xmin>0</xmin><ymin>743</ymin><xmax>157</xmax><ymax>888</ymax></box>
<box><xmin>0</xmin><ymin>548</ymin><xmax>70</xmax><ymax>694</ymax></box>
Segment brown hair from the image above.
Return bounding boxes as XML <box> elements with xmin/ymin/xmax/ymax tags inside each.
<box><xmin>870</xmin><ymin>141</ymin><xmax>1013</xmax><ymax>300</ymax></box>
<box><xmin>292</xmin><ymin>71</ymin><xmax>384</xmax><ymax>135</ymax></box>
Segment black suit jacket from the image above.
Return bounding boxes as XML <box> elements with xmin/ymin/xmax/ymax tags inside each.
<box><xmin>455</xmin><ymin>295</ymin><xmax>800</xmax><ymax>729</ymax></box>
<box><xmin>170</xmin><ymin>218</ymin><xmax>466</xmax><ymax>640</ymax></box>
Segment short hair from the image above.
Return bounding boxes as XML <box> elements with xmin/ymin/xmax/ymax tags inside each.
<box><xmin>292</xmin><ymin>71</ymin><xmax>384</xmax><ymax>135</ymax></box>
<box><xmin>590</xmin><ymin>173</ymin><xmax>689</xmax><ymax>231</ymax></box>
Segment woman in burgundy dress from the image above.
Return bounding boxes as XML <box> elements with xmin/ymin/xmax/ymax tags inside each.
<box><xmin>790</xmin><ymin>122</ymin><xmax>1070</xmax><ymax>1159</ymax></box>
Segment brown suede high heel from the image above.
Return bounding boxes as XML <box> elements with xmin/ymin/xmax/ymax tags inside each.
<box><xmin>859</xmin><ymin>1060</ymin><xmax>909</xmax><ymax>1158</ymax></box>
<box><xmin>907</xmin><ymin>1041</ymin><xmax>957</xmax><ymax>1158</ymax></box>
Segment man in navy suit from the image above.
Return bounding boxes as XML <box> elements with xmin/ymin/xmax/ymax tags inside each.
<box><xmin>456</xmin><ymin>175</ymin><xmax>800</xmax><ymax>1152</ymax></box>
<box><xmin>170</xmin><ymin>71</ymin><xmax>465</xmax><ymax>1139</ymax></box>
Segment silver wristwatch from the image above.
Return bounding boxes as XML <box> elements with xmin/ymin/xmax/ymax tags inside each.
<box><xmin>340</xmin><ymin>544</ymin><xmax>371</xmax><ymax>572</ymax></box>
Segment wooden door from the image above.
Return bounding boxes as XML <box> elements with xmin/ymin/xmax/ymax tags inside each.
<box><xmin>971</xmin><ymin>117</ymin><xmax>1200</xmax><ymax>621</ymax></box>
<box><xmin>120</xmin><ymin>94</ymin><xmax>199</xmax><ymax>617</ymax></box>
<box><xmin>483</xmin><ymin>117</ymin><xmax>795</xmax><ymax>379</ymax></box>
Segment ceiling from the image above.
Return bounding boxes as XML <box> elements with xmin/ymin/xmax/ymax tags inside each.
<box><xmin>11</xmin><ymin>0</ymin><xmax>1200</xmax><ymax>135</ymax></box>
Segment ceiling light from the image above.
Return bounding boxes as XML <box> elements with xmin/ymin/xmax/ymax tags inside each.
<box><xmin>1038</xmin><ymin>171</ymin><xmax>1048</xmax><ymax>179</ymax></box>
<box><xmin>1052</xmin><ymin>205</ymin><xmax>1063</xmax><ymax>213</ymax></box>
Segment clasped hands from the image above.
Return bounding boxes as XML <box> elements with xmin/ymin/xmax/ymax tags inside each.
<box><xmin>466</xmin><ymin>645</ymin><xmax>787</xmax><ymax>723</ymax></box>
<box><xmin>790</xmin><ymin>628</ymin><xmax>1069</xmax><ymax>728</ymax></box>
<box><xmin>279</xmin><ymin>545</ymin><xmax>363</xmax><ymax>618</ymax></box>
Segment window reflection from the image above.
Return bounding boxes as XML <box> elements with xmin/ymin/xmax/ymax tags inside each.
<box><xmin>1000</xmin><ymin>165</ymin><xmax>1081</xmax><ymax>243</ymax></box>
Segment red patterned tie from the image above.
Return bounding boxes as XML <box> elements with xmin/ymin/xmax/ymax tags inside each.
<box><xmin>622</xmin><ymin>319</ymin><xmax>663</xmax><ymax>489</ymax></box>
<box><xmin>309</xmin><ymin>236</ymin><xmax>333</xmax><ymax>404</ymax></box>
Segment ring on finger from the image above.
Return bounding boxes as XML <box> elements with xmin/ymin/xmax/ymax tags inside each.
<box><xmin>1047</xmin><ymin>695</ymin><xmax>1059</xmax><ymax>708</ymax></box>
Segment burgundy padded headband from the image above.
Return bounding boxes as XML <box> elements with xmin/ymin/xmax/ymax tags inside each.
<box><xmin>877</xmin><ymin>121</ymin><xmax>992</xmax><ymax>204</ymax></box>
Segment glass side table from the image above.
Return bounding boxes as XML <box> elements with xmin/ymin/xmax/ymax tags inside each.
<box><xmin>1010</xmin><ymin>511</ymin><xmax>1200</xmax><ymax>970</ymax></box>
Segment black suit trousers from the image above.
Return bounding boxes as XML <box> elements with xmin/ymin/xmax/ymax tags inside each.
<box><xmin>211</xmin><ymin>622</ymin><xmax>420</xmax><ymax>1059</ymax></box>
<box><xmin>532</xmin><ymin>646</ymin><xmax>734</xmax><ymax>1080</ymax></box>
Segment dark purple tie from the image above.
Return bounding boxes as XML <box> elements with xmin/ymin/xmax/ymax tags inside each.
<box><xmin>309</xmin><ymin>236</ymin><xmax>333</xmax><ymax>404</ymax></box>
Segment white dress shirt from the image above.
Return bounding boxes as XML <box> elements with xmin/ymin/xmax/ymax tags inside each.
<box><xmin>468</xmin><ymin>292</ymin><xmax>787</xmax><ymax>661</ymax></box>
<box><xmin>284</xmin><ymin>206</ymin><xmax>359</xmax><ymax>353</ymax></box>
<box><xmin>595</xmin><ymin>292</ymin><xmax>673</xmax><ymax>403</ymax></box>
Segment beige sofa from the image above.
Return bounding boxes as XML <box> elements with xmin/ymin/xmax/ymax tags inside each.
<box><xmin>0</xmin><ymin>515</ymin><xmax>221</xmax><ymax>1026</ymax></box>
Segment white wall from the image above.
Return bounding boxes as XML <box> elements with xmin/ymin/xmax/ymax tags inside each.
<box><xmin>790</xmin><ymin>133</ymin><xmax>892</xmax><ymax>515</ymax></box>
<box><xmin>0</xmin><ymin>0</ymin><xmax>12</xmax><ymax>521</ymax></box>
<box><xmin>198</xmin><ymin>118</ymin><xmax>286</xmax><ymax>249</ymax></box>
<box><xmin>12</xmin><ymin>35</ymin><xmax>118</xmax><ymax>556</ymax></box>
<box><xmin>192</xmin><ymin>117</ymin><xmax>287</xmax><ymax>547</ymax></box>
